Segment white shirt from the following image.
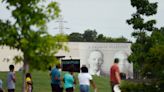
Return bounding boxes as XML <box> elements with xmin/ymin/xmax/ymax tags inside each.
<box><xmin>78</xmin><ymin>73</ymin><xmax>92</xmax><ymax>85</ymax></box>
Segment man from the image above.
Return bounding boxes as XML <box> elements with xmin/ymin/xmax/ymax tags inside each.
<box><xmin>87</xmin><ymin>50</ymin><xmax>104</xmax><ymax>76</ymax></box>
<box><xmin>110</xmin><ymin>58</ymin><xmax>121</xmax><ymax>92</ymax></box>
<box><xmin>7</xmin><ymin>65</ymin><xmax>16</xmax><ymax>92</ymax></box>
<box><xmin>50</xmin><ymin>64</ymin><xmax>62</xmax><ymax>92</ymax></box>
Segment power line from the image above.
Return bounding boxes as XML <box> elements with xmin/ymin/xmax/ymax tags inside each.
<box><xmin>54</xmin><ymin>15</ymin><xmax>69</xmax><ymax>34</ymax></box>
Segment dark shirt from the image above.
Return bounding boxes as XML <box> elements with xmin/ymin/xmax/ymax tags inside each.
<box><xmin>51</xmin><ymin>68</ymin><xmax>61</xmax><ymax>85</ymax></box>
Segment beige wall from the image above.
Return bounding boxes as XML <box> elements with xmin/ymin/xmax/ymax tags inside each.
<box><xmin>0</xmin><ymin>42</ymin><xmax>133</xmax><ymax>78</ymax></box>
<box><xmin>57</xmin><ymin>42</ymin><xmax>133</xmax><ymax>78</ymax></box>
<box><xmin>0</xmin><ymin>46</ymin><xmax>23</xmax><ymax>71</ymax></box>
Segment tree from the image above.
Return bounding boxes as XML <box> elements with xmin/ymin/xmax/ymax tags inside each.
<box><xmin>113</xmin><ymin>36</ymin><xmax>128</xmax><ymax>42</ymax></box>
<box><xmin>128</xmin><ymin>0</ymin><xmax>164</xmax><ymax>83</ymax></box>
<box><xmin>83</xmin><ymin>29</ymin><xmax>97</xmax><ymax>42</ymax></box>
<box><xmin>146</xmin><ymin>27</ymin><xmax>164</xmax><ymax>79</ymax></box>
<box><xmin>0</xmin><ymin>0</ymin><xmax>67</xmax><ymax>91</ymax></box>
<box><xmin>67</xmin><ymin>31</ymin><xmax>129</xmax><ymax>42</ymax></box>
<box><xmin>68</xmin><ymin>32</ymin><xmax>83</xmax><ymax>42</ymax></box>
<box><xmin>124</xmin><ymin>0</ymin><xmax>164</xmax><ymax>91</ymax></box>
<box><xmin>127</xmin><ymin>0</ymin><xmax>158</xmax><ymax>78</ymax></box>
<box><xmin>96</xmin><ymin>34</ymin><xmax>106</xmax><ymax>42</ymax></box>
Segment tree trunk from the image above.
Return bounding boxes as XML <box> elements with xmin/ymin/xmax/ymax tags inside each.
<box><xmin>22</xmin><ymin>57</ymin><xmax>29</xmax><ymax>92</ymax></box>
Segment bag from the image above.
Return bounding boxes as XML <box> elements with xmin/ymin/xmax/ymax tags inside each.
<box><xmin>113</xmin><ymin>84</ymin><xmax>121</xmax><ymax>92</ymax></box>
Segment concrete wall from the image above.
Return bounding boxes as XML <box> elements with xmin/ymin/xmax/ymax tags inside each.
<box><xmin>0</xmin><ymin>46</ymin><xmax>23</xmax><ymax>71</ymax></box>
<box><xmin>57</xmin><ymin>42</ymin><xmax>133</xmax><ymax>78</ymax></box>
<box><xmin>0</xmin><ymin>42</ymin><xmax>133</xmax><ymax>78</ymax></box>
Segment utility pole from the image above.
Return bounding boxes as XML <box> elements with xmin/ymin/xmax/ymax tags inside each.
<box><xmin>54</xmin><ymin>15</ymin><xmax>69</xmax><ymax>34</ymax></box>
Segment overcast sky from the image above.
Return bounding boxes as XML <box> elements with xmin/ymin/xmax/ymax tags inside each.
<box><xmin>0</xmin><ymin>0</ymin><xmax>164</xmax><ymax>41</ymax></box>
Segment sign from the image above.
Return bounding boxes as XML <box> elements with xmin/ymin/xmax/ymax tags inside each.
<box><xmin>61</xmin><ymin>59</ymin><xmax>80</xmax><ymax>72</ymax></box>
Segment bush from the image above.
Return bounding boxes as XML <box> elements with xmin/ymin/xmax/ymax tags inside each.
<box><xmin>120</xmin><ymin>80</ymin><xmax>164</xmax><ymax>92</ymax></box>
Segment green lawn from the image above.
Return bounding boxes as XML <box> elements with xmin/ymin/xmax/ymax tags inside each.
<box><xmin>0</xmin><ymin>71</ymin><xmax>111</xmax><ymax>92</ymax></box>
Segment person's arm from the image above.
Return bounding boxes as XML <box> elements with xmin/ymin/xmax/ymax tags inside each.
<box><xmin>54</xmin><ymin>72</ymin><xmax>60</xmax><ymax>81</ymax></box>
<box><xmin>115</xmin><ymin>71</ymin><xmax>121</xmax><ymax>84</ymax></box>
<box><xmin>54</xmin><ymin>76</ymin><xmax>59</xmax><ymax>80</ymax></box>
<box><xmin>90</xmin><ymin>80</ymin><xmax>97</xmax><ymax>91</ymax></box>
<box><xmin>72</xmin><ymin>74</ymin><xmax>76</xmax><ymax>85</ymax></box>
<box><xmin>12</xmin><ymin>72</ymin><xmax>16</xmax><ymax>83</ymax></box>
<box><xmin>90</xmin><ymin>80</ymin><xmax>96</xmax><ymax>88</ymax></box>
<box><xmin>26</xmin><ymin>78</ymin><xmax>32</xmax><ymax>85</ymax></box>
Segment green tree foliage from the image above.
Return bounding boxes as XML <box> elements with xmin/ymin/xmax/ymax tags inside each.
<box><xmin>113</xmin><ymin>36</ymin><xmax>128</xmax><ymax>42</ymax></box>
<box><xmin>83</xmin><ymin>29</ymin><xmax>97</xmax><ymax>42</ymax></box>
<box><xmin>96</xmin><ymin>34</ymin><xmax>106</xmax><ymax>42</ymax></box>
<box><xmin>121</xmin><ymin>0</ymin><xmax>164</xmax><ymax>91</ymax></box>
<box><xmin>0</xmin><ymin>0</ymin><xmax>67</xmax><ymax>91</ymax></box>
<box><xmin>128</xmin><ymin>0</ymin><xmax>164</xmax><ymax>81</ymax></box>
<box><xmin>68</xmin><ymin>32</ymin><xmax>83</xmax><ymax>42</ymax></box>
<box><xmin>0</xmin><ymin>0</ymin><xmax>67</xmax><ymax>71</ymax></box>
<box><xmin>68</xmin><ymin>30</ymin><xmax>128</xmax><ymax>42</ymax></box>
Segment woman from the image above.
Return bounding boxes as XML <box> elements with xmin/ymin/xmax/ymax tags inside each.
<box><xmin>26</xmin><ymin>73</ymin><xmax>33</xmax><ymax>92</ymax></box>
<box><xmin>78</xmin><ymin>65</ymin><xmax>97</xmax><ymax>92</ymax></box>
<box><xmin>63</xmin><ymin>66</ymin><xmax>76</xmax><ymax>92</ymax></box>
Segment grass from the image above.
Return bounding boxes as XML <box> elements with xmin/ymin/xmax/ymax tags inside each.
<box><xmin>0</xmin><ymin>71</ymin><xmax>111</xmax><ymax>92</ymax></box>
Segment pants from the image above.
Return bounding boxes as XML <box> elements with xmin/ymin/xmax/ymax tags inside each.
<box><xmin>0</xmin><ymin>89</ymin><xmax>3</xmax><ymax>92</ymax></box>
<box><xmin>51</xmin><ymin>84</ymin><xmax>62</xmax><ymax>92</ymax></box>
<box><xmin>110</xmin><ymin>82</ymin><xmax>118</xmax><ymax>92</ymax></box>
<box><xmin>66</xmin><ymin>87</ymin><xmax>73</xmax><ymax>92</ymax></box>
<box><xmin>80</xmin><ymin>85</ymin><xmax>89</xmax><ymax>92</ymax></box>
<box><xmin>8</xmin><ymin>89</ymin><xmax>15</xmax><ymax>92</ymax></box>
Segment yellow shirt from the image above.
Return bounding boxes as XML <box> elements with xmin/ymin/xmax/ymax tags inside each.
<box><xmin>26</xmin><ymin>77</ymin><xmax>32</xmax><ymax>92</ymax></box>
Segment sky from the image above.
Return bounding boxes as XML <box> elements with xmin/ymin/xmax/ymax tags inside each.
<box><xmin>0</xmin><ymin>0</ymin><xmax>164</xmax><ymax>41</ymax></box>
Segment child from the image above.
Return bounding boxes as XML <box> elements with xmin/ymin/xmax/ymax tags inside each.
<box><xmin>26</xmin><ymin>73</ymin><xmax>33</xmax><ymax>92</ymax></box>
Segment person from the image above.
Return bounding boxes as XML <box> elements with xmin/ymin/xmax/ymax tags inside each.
<box><xmin>50</xmin><ymin>64</ymin><xmax>62</xmax><ymax>92</ymax></box>
<box><xmin>25</xmin><ymin>73</ymin><xmax>33</xmax><ymax>92</ymax></box>
<box><xmin>110</xmin><ymin>58</ymin><xmax>121</xmax><ymax>92</ymax></box>
<box><xmin>87</xmin><ymin>50</ymin><xmax>104</xmax><ymax>76</ymax></box>
<box><xmin>0</xmin><ymin>79</ymin><xmax>4</xmax><ymax>92</ymax></box>
<box><xmin>78</xmin><ymin>65</ymin><xmax>97</xmax><ymax>92</ymax></box>
<box><xmin>63</xmin><ymin>66</ymin><xmax>76</xmax><ymax>92</ymax></box>
<box><xmin>7</xmin><ymin>64</ymin><xmax>16</xmax><ymax>92</ymax></box>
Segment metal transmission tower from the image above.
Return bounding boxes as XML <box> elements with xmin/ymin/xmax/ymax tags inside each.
<box><xmin>54</xmin><ymin>15</ymin><xmax>69</xmax><ymax>34</ymax></box>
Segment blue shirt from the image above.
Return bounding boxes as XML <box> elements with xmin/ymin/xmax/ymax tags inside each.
<box><xmin>64</xmin><ymin>73</ymin><xmax>74</xmax><ymax>89</ymax></box>
<box><xmin>51</xmin><ymin>67</ymin><xmax>60</xmax><ymax>85</ymax></box>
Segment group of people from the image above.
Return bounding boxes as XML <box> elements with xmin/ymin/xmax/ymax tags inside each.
<box><xmin>50</xmin><ymin>58</ymin><xmax>121</xmax><ymax>92</ymax></box>
<box><xmin>50</xmin><ymin>64</ymin><xmax>97</xmax><ymax>92</ymax></box>
<box><xmin>0</xmin><ymin>57</ymin><xmax>121</xmax><ymax>92</ymax></box>
<box><xmin>0</xmin><ymin>65</ymin><xmax>33</xmax><ymax>92</ymax></box>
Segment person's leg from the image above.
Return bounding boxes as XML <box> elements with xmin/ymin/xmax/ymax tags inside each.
<box><xmin>110</xmin><ymin>82</ymin><xmax>115</xmax><ymax>92</ymax></box>
<box><xmin>8</xmin><ymin>89</ymin><xmax>14</xmax><ymax>92</ymax></box>
<box><xmin>56</xmin><ymin>85</ymin><xmax>61</xmax><ymax>92</ymax></box>
<box><xmin>0</xmin><ymin>89</ymin><xmax>3</xmax><ymax>92</ymax></box>
<box><xmin>80</xmin><ymin>85</ymin><xmax>84</xmax><ymax>92</ymax></box>
<box><xmin>80</xmin><ymin>85</ymin><xmax>89</xmax><ymax>92</ymax></box>
<box><xmin>51</xmin><ymin>84</ymin><xmax>61</xmax><ymax>92</ymax></box>
<box><xmin>59</xmin><ymin>85</ymin><xmax>63</xmax><ymax>92</ymax></box>
<box><xmin>85</xmin><ymin>85</ymin><xmax>89</xmax><ymax>92</ymax></box>
<box><xmin>66</xmin><ymin>87</ymin><xmax>73</xmax><ymax>92</ymax></box>
<box><xmin>51</xmin><ymin>84</ymin><xmax>55</xmax><ymax>92</ymax></box>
